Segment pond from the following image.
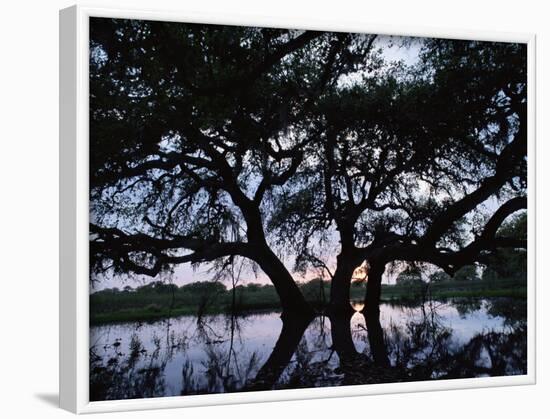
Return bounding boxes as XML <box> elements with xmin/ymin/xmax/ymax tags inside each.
<box><xmin>89</xmin><ymin>298</ymin><xmax>527</xmax><ymax>401</ymax></box>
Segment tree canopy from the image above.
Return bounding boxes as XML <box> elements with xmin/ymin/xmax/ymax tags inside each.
<box><xmin>89</xmin><ymin>17</ymin><xmax>527</xmax><ymax>315</ymax></box>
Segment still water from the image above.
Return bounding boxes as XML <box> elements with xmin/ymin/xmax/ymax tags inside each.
<box><xmin>90</xmin><ymin>298</ymin><xmax>526</xmax><ymax>401</ymax></box>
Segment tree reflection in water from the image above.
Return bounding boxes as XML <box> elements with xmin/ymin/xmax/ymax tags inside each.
<box><xmin>90</xmin><ymin>331</ymin><xmax>168</xmax><ymax>400</ymax></box>
<box><xmin>90</xmin><ymin>298</ymin><xmax>527</xmax><ymax>401</ymax></box>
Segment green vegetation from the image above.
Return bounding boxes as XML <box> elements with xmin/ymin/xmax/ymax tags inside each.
<box><xmin>91</xmin><ymin>273</ymin><xmax>526</xmax><ymax>324</ymax></box>
<box><xmin>91</xmin><ymin>281</ymin><xmax>280</xmax><ymax>324</ymax></box>
<box><xmin>377</xmin><ymin>276</ymin><xmax>526</xmax><ymax>303</ymax></box>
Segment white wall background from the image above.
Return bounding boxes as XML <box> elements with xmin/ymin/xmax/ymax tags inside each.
<box><xmin>0</xmin><ymin>0</ymin><xmax>547</xmax><ymax>417</ymax></box>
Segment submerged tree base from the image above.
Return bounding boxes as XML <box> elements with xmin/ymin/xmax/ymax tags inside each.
<box><xmin>323</xmin><ymin>302</ymin><xmax>356</xmax><ymax>317</ymax></box>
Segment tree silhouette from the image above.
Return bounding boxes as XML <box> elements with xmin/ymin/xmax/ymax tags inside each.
<box><xmin>89</xmin><ymin>17</ymin><xmax>527</xmax><ymax>316</ymax></box>
<box><xmin>271</xmin><ymin>38</ymin><xmax>527</xmax><ymax>315</ymax></box>
<box><xmin>89</xmin><ymin>18</ymin><xmax>377</xmax><ymax>315</ymax></box>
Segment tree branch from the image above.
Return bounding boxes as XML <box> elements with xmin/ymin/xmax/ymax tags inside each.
<box><xmin>420</xmin><ymin>115</ymin><xmax>526</xmax><ymax>246</ymax></box>
<box><xmin>90</xmin><ymin>223</ymin><xmax>253</xmax><ymax>276</ymax></box>
<box><xmin>381</xmin><ymin>196</ymin><xmax>527</xmax><ymax>274</ymax></box>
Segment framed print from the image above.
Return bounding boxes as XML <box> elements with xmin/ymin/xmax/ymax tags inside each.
<box><xmin>59</xmin><ymin>4</ymin><xmax>536</xmax><ymax>414</ymax></box>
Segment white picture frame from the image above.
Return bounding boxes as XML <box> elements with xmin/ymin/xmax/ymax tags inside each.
<box><xmin>59</xmin><ymin>4</ymin><xmax>537</xmax><ymax>414</ymax></box>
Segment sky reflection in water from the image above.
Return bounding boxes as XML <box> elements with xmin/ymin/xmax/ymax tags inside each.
<box><xmin>90</xmin><ymin>298</ymin><xmax>526</xmax><ymax>401</ymax></box>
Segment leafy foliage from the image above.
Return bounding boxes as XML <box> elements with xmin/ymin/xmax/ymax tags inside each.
<box><xmin>89</xmin><ymin>17</ymin><xmax>527</xmax><ymax>312</ymax></box>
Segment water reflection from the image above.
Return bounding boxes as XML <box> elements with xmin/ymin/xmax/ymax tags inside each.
<box><xmin>90</xmin><ymin>298</ymin><xmax>527</xmax><ymax>401</ymax></box>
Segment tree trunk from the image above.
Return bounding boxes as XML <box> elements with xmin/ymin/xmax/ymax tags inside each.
<box><xmin>362</xmin><ymin>261</ymin><xmax>386</xmax><ymax>320</ymax></box>
<box><xmin>231</xmin><ymin>283</ymin><xmax>236</xmax><ymax>312</ymax></box>
<box><xmin>327</xmin><ymin>252</ymin><xmax>357</xmax><ymax>315</ymax></box>
<box><xmin>243</xmin><ymin>205</ymin><xmax>313</xmax><ymax>316</ymax></box>
<box><xmin>255</xmin><ymin>247</ymin><xmax>314</xmax><ymax>316</ymax></box>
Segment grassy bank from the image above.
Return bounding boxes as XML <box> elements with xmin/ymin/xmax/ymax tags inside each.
<box><xmin>90</xmin><ymin>281</ymin><xmax>284</xmax><ymax>325</ymax></box>
<box><xmin>378</xmin><ymin>276</ymin><xmax>527</xmax><ymax>302</ymax></box>
<box><xmin>90</xmin><ymin>277</ymin><xmax>526</xmax><ymax>325</ymax></box>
